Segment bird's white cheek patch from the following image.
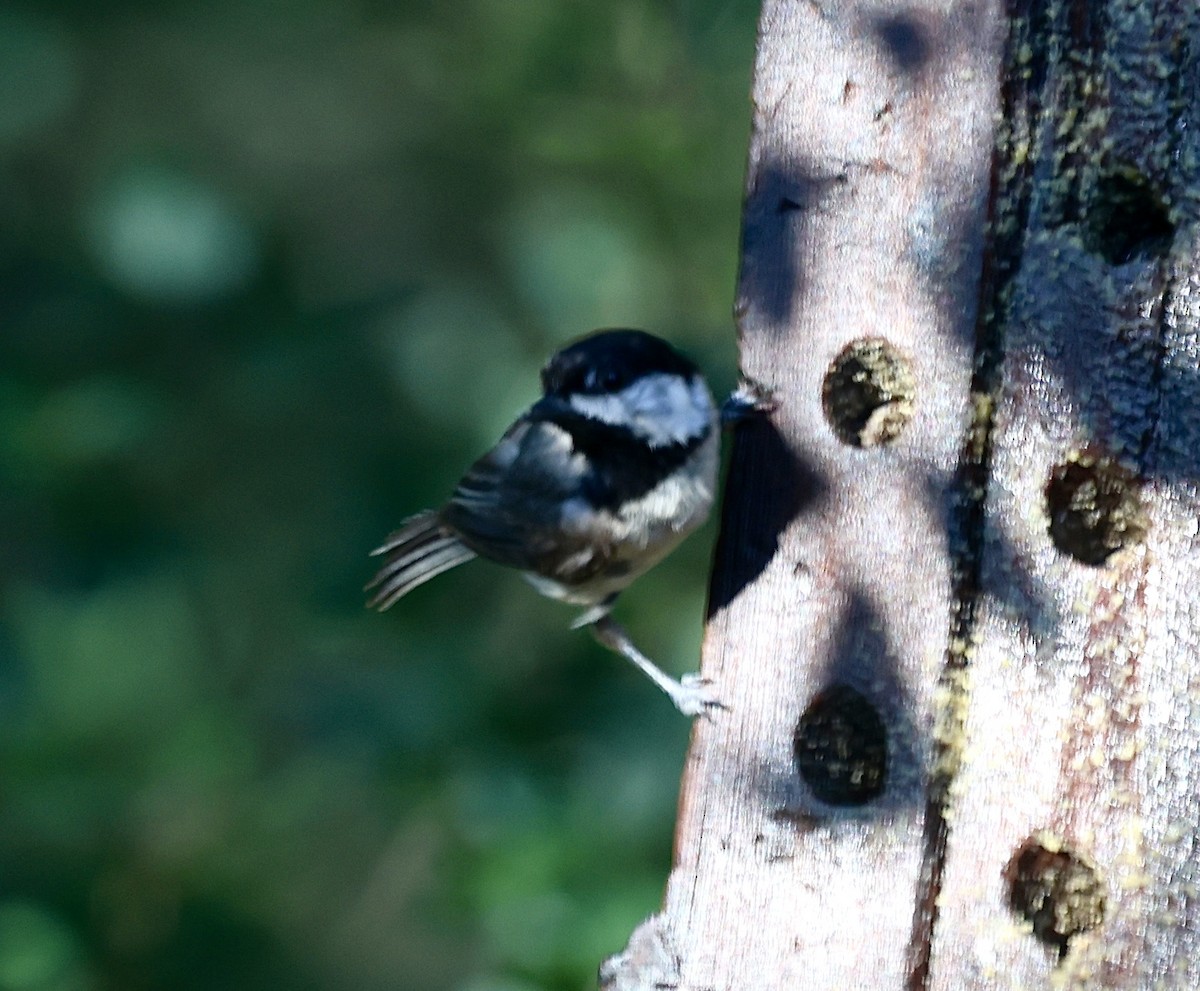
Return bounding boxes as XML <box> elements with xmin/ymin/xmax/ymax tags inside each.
<box><xmin>568</xmin><ymin>374</ymin><xmax>712</xmax><ymax>447</ymax></box>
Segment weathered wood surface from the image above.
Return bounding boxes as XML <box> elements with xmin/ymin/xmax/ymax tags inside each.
<box><xmin>929</xmin><ymin>0</ymin><xmax>1200</xmax><ymax>986</ymax></box>
<box><xmin>602</xmin><ymin>0</ymin><xmax>1200</xmax><ymax>988</ymax></box>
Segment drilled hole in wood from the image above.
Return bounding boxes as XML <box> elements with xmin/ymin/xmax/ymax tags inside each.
<box><xmin>1007</xmin><ymin>836</ymin><xmax>1106</xmax><ymax>957</ymax></box>
<box><xmin>793</xmin><ymin>685</ymin><xmax>887</xmax><ymax>806</ymax></box>
<box><xmin>1046</xmin><ymin>451</ymin><xmax>1147</xmax><ymax>566</ymax></box>
<box><xmin>1085</xmin><ymin>169</ymin><xmax>1174</xmax><ymax>265</ymax></box>
<box><xmin>821</xmin><ymin>338</ymin><xmax>915</xmax><ymax>447</ymax></box>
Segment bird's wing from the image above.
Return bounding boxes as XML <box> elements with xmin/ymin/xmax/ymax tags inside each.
<box><xmin>441</xmin><ymin>416</ymin><xmax>588</xmax><ymax>571</ymax></box>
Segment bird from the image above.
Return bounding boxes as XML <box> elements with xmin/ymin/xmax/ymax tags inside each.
<box><xmin>366</xmin><ymin>328</ymin><xmax>724</xmax><ymax>715</ymax></box>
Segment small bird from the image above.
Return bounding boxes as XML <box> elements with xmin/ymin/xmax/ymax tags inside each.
<box><xmin>366</xmin><ymin>329</ymin><xmax>723</xmax><ymax>715</ymax></box>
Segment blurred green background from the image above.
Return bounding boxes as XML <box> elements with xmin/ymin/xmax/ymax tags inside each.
<box><xmin>0</xmin><ymin>2</ymin><xmax>758</xmax><ymax>988</ymax></box>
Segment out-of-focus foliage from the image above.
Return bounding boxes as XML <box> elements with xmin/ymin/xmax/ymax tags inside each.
<box><xmin>0</xmin><ymin>1</ymin><xmax>758</xmax><ymax>988</ymax></box>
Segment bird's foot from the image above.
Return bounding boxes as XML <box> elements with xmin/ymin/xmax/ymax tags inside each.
<box><xmin>589</xmin><ymin>615</ymin><xmax>727</xmax><ymax>719</ymax></box>
<box><xmin>667</xmin><ymin>673</ymin><xmax>728</xmax><ymax>718</ymax></box>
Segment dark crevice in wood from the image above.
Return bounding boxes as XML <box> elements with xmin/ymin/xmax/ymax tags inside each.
<box><xmin>906</xmin><ymin>1</ymin><xmax>1057</xmax><ymax>988</ymax></box>
<box><xmin>1052</xmin><ymin>0</ymin><xmax>1108</xmax><ymax>228</ymax></box>
<box><xmin>907</xmin><ymin>805</ymin><xmax>950</xmax><ymax>991</ymax></box>
<box><xmin>1134</xmin><ymin>29</ymin><xmax>1190</xmax><ymax>472</ymax></box>
<box><xmin>1140</xmin><ymin>256</ymin><xmax>1175</xmax><ymax>472</ymax></box>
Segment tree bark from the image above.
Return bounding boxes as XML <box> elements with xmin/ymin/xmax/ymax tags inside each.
<box><xmin>603</xmin><ymin>0</ymin><xmax>1200</xmax><ymax>988</ymax></box>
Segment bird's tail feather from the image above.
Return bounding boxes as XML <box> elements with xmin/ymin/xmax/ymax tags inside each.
<box><xmin>365</xmin><ymin>511</ymin><xmax>476</xmax><ymax>610</ymax></box>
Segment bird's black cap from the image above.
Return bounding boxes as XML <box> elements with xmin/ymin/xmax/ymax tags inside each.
<box><xmin>540</xmin><ymin>329</ymin><xmax>700</xmax><ymax>398</ymax></box>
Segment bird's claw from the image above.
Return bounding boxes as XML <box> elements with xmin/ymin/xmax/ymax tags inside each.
<box><xmin>671</xmin><ymin>673</ymin><xmax>728</xmax><ymax>718</ymax></box>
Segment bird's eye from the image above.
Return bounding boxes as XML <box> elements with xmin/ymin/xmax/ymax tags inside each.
<box><xmin>584</xmin><ymin>367</ymin><xmax>622</xmax><ymax>392</ymax></box>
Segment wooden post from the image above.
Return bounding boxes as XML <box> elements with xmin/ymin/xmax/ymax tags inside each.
<box><xmin>603</xmin><ymin>0</ymin><xmax>1200</xmax><ymax>988</ymax></box>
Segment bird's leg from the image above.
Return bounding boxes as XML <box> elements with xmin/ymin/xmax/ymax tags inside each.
<box><xmin>588</xmin><ymin>615</ymin><xmax>726</xmax><ymax>717</ymax></box>
<box><xmin>569</xmin><ymin>596</ymin><xmax>617</xmax><ymax>630</ymax></box>
<box><xmin>720</xmin><ymin>377</ymin><xmax>777</xmax><ymax>427</ymax></box>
